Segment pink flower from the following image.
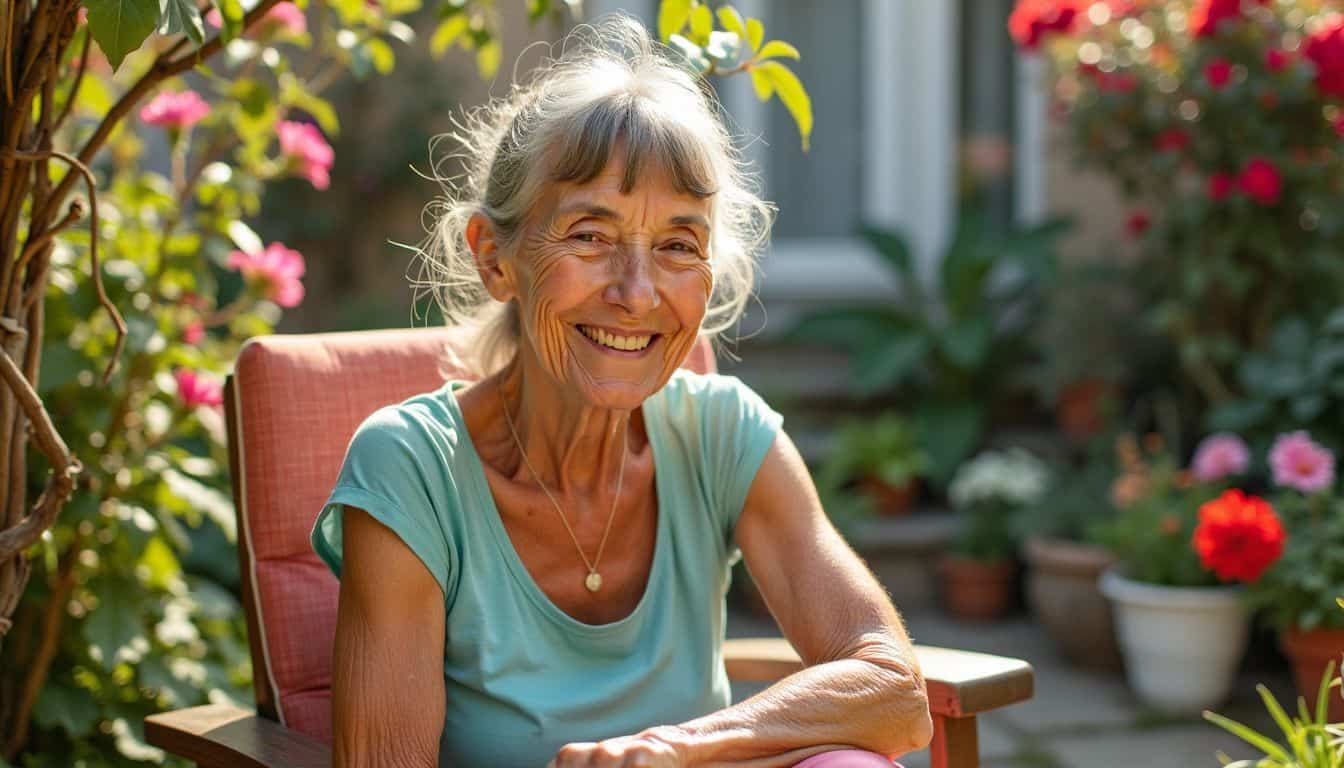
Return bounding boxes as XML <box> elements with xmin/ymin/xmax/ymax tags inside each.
<box><xmin>1191</xmin><ymin>433</ymin><xmax>1251</xmax><ymax>481</ymax></box>
<box><xmin>1269</xmin><ymin>431</ymin><xmax>1336</xmax><ymax>493</ymax></box>
<box><xmin>1189</xmin><ymin>0</ymin><xmax>1268</xmax><ymax>38</ymax></box>
<box><xmin>1156</xmin><ymin>128</ymin><xmax>1190</xmax><ymax>152</ymax></box>
<box><xmin>228</xmin><ymin>242</ymin><xmax>306</xmax><ymax>307</ymax></box>
<box><xmin>1208</xmin><ymin>172</ymin><xmax>1236</xmax><ymax>201</ymax></box>
<box><xmin>1205</xmin><ymin>58</ymin><xmax>1234</xmax><ymax>89</ymax></box>
<box><xmin>1125</xmin><ymin>209</ymin><xmax>1150</xmax><ymax>238</ymax></box>
<box><xmin>1008</xmin><ymin>0</ymin><xmax>1081</xmax><ymax>51</ymax></box>
<box><xmin>277</xmin><ymin>120</ymin><xmax>334</xmax><ymax>191</ymax></box>
<box><xmin>1305</xmin><ymin>18</ymin><xmax>1344</xmax><ymax>99</ymax></box>
<box><xmin>206</xmin><ymin>2</ymin><xmax>306</xmax><ymax>37</ymax></box>
<box><xmin>139</xmin><ymin>90</ymin><xmax>210</xmax><ymax>131</ymax></box>
<box><xmin>183</xmin><ymin>321</ymin><xmax>205</xmax><ymax>345</ymax></box>
<box><xmin>1265</xmin><ymin>47</ymin><xmax>1290</xmax><ymax>73</ymax></box>
<box><xmin>1238</xmin><ymin>157</ymin><xmax>1283</xmax><ymax>205</ymax></box>
<box><xmin>174</xmin><ymin>369</ymin><xmax>224</xmax><ymax>408</ymax></box>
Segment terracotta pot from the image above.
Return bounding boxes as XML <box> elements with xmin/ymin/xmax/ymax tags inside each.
<box><xmin>859</xmin><ymin>476</ymin><xmax>920</xmax><ymax>517</ymax></box>
<box><xmin>1280</xmin><ymin>627</ymin><xmax>1344</xmax><ymax>722</ymax></box>
<box><xmin>938</xmin><ymin>555</ymin><xmax>1018</xmax><ymax>621</ymax></box>
<box><xmin>1056</xmin><ymin>378</ymin><xmax>1114</xmax><ymax>441</ymax></box>
<box><xmin>1023</xmin><ymin>536</ymin><xmax>1123</xmax><ymax>672</ymax></box>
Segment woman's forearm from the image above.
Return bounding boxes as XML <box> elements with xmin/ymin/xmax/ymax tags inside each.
<box><xmin>653</xmin><ymin>643</ymin><xmax>932</xmax><ymax>767</ymax></box>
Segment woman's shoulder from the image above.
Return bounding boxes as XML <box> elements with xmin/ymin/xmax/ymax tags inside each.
<box><xmin>345</xmin><ymin>382</ymin><xmax>465</xmax><ymax>458</ymax></box>
<box><xmin>652</xmin><ymin>369</ymin><xmax>782</xmax><ymax>436</ymax></box>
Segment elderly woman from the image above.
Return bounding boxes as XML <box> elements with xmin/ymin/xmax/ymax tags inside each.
<box><xmin>311</xmin><ymin>16</ymin><xmax>931</xmax><ymax>768</ymax></box>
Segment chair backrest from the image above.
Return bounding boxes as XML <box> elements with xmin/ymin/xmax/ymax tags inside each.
<box><xmin>227</xmin><ymin>327</ymin><xmax>716</xmax><ymax>743</ymax></box>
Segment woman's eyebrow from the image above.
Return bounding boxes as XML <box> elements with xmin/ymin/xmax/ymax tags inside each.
<box><xmin>669</xmin><ymin>214</ymin><xmax>710</xmax><ymax>230</ymax></box>
<box><xmin>553</xmin><ymin>202</ymin><xmax>622</xmax><ymax>223</ymax></box>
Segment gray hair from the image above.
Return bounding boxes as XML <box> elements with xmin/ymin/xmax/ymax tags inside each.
<box><xmin>407</xmin><ymin>13</ymin><xmax>774</xmax><ymax>375</ymax></box>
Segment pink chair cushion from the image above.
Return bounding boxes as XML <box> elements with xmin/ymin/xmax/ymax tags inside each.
<box><xmin>231</xmin><ymin>327</ymin><xmax>715</xmax><ymax>743</ymax></box>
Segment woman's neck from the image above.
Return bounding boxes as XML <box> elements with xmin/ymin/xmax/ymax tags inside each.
<box><xmin>490</xmin><ymin>356</ymin><xmax>637</xmax><ymax>496</ymax></box>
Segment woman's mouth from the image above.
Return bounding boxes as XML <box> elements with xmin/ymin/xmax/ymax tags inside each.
<box><xmin>575</xmin><ymin>324</ymin><xmax>660</xmax><ymax>355</ymax></box>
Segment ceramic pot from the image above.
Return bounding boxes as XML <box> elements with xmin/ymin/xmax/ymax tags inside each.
<box><xmin>938</xmin><ymin>555</ymin><xmax>1017</xmax><ymax>621</ymax></box>
<box><xmin>1280</xmin><ymin>626</ymin><xmax>1344</xmax><ymax>722</ymax></box>
<box><xmin>1023</xmin><ymin>536</ymin><xmax>1122</xmax><ymax>672</ymax></box>
<box><xmin>858</xmin><ymin>476</ymin><xmax>919</xmax><ymax>517</ymax></box>
<box><xmin>1100</xmin><ymin>568</ymin><xmax>1249</xmax><ymax>713</ymax></box>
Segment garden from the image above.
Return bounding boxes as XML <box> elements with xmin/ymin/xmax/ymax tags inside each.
<box><xmin>2</xmin><ymin>0</ymin><xmax>1344</xmax><ymax>765</ymax></box>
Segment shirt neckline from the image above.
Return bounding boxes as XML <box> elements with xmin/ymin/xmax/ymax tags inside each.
<box><xmin>440</xmin><ymin>380</ymin><xmax>669</xmax><ymax>636</ymax></box>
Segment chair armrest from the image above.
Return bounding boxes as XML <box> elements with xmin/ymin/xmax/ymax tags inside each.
<box><xmin>144</xmin><ymin>704</ymin><xmax>330</xmax><ymax>768</ymax></box>
<box><xmin>723</xmin><ymin>638</ymin><xmax>1034</xmax><ymax>717</ymax></box>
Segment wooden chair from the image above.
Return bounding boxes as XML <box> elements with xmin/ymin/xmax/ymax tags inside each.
<box><xmin>143</xmin><ymin>327</ymin><xmax>1032</xmax><ymax>768</ymax></box>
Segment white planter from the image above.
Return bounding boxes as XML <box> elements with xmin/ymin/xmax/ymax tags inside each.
<box><xmin>1099</xmin><ymin>568</ymin><xmax>1250</xmax><ymax>714</ymax></box>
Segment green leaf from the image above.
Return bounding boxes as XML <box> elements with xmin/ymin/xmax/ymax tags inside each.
<box><xmin>853</xmin><ymin>335</ymin><xmax>930</xmax><ymax>397</ymax></box>
<box><xmin>748</xmin><ymin>66</ymin><xmax>773</xmax><ymax>100</ymax></box>
<box><xmin>938</xmin><ymin>315</ymin><xmax>993</xmax><ymax>369</ymax></box>
<box><xmin>786</xmin><ymin>307</ymin><xmax>907</xmax><ymax>349</ymax></box>
<box><xmin>1207</xmin><ymin>399</ymin><xmax>1270</xmax><ymax>432</ymax></box>
<box><xmin>157</xmin><ymin>0</ymin><xmax>205</xmax><ymax>44</ymax></box>
<box><xmin>1203</xmin><ymin>709</ymin><xmax>1293</xmax><ymax>762</ymax></box>
<box><xmin>913</xmin><ymin>401</ymin><xmax>984</xmax><ymax>489</ymax></box>
<box><xmin>435</xmin><ymin>13</ymin><xmax>473</xmax><ymax>55</ymax></box>
<box><xmin>218</xmin><ymin>0</ymin><xmax>245</xmax><ymax>41</ymax></box>
<box><xmin>527</xmin><ymin>0</ymin><xmax>549</xmax><ymax>22</ymax></box>
<box><xmin>657</xmin><ymin>0</ymin><xmax>693</xmax><ymax>42</ymax></box>
<box><xmin>280</xmin><ymin>74</ymin><xmax>340</xmax><ymax>136</ymax></box>
<box><xmin>860</xmin><ymin>226</ymin><xmax>917</xmax><ymax>283</ymax></box>
<box><xmin>716</xmin><ymin>6</ymin><xmax>746</xmax><ymax>40</ymax></box>
<box><xmin>689</xmin><ymin>3</ymin><xmax>712</xmax><ymax>45</ymax></box>
<box><xmin>754</xmin><ymin>60</ymin><xmax>811</xmax><ymax>150</ymax></box>
<box><xmin>756</xmin><ymin>40</ymin><xmax>799</xmax><ymax>60</ymax></box>
<box><xmin>33</xmin><ymin>682</ymin><xmax>101</xmax><ymax>737</ymax></box>
<box><xmin>475</xmin><ymin>39</ymin><xmax>500</xmax><ymax>78</ymax></box>
<box><xmin>85</xmin><ymin>0</ymin><xmax>161</xmax><ymax>69</ymax></box>
<box><xmin>364</xmin><ymin>38</ymin><xmax>395</xmax><ymax>74</ymax></box>
<box><xmin>84</xmin><ymin>580</ymin><xmax>145</xmax><ymax>671</ymax></box>
<box><xmin>745</xmin><ymin>17</ymin><xmax>763</xmax><ymax>52</ymax></box>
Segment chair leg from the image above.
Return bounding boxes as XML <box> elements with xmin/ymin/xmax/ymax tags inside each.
<box><xmin>929</xmin><ymin>713</ymin><xmax>978</xmax><ymax>768</ymax></box>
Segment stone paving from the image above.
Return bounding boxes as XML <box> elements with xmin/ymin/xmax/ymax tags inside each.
<box><xmin>727</xmin><ymin>605</ymin><xmax>1301</xmax><ymax>768</ymax></box>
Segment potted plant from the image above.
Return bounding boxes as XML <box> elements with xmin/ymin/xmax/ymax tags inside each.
<box><xmin>817</xmin><ymin>414</ymin><xmax>930</xmax><ymax>517</ymax></box>
<box><xmin>1096</xmin><ymin>432</ymin><xmax>1286</xmax><ymax>714</ymax></box>
<box><xmin>940</xmin><ymin>449</ymin><xmax>1049</xmax><ymax>621</ymax></box>
<box><xmin>1015</xmin><ymin>445</ymin><xmax>1122</xmax><ymax>671</ymax></box>
<box><xmin>1205</xmin><ymin>660</ymin><xmax>1344</xmax><ymax>766</ymax></box>
<box><xmin>1246</xmin><ymin>431</ymin><xmax>1344</xmax><ymax>721</ymax></box>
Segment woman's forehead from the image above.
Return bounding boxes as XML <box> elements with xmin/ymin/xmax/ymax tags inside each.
<box><xmin>545</xmin><ymin>160</ymin><xmax>713</xmax><ymax>224</ymax></box>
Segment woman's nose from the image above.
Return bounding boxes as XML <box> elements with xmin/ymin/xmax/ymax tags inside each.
<box><xmin>604</xmin><ymin>248</ymin><xmax>660</xmax><ymax>314</ymax></box>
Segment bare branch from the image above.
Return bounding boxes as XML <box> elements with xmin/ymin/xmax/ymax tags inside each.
<box><xmin>9</xmin><ymin>149</ymin><xmax>125</xmax><ymax>385</ymax></box>
<box><xmin>51</xmin><ymin>29</ymin><xmax>91</xmax><ymax>129</ymax></box>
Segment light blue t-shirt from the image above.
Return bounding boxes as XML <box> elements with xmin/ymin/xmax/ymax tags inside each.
<box><xmin>311</xmin><ymin>369</ymin><xmax>783</xmax><ymax>767</ymax></box>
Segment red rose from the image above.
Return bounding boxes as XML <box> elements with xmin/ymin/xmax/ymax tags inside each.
<box><xmin>1192</xmin><ymin>489</ymin><xmax>1284</xmax><ymax>583</ymax></box>
<box><xmin>1305</xmin><ymin>19</ymin><xmax>1344</xmax><ymax>99</ymax></box>
<box><xmin>1208</xmin><ymin>172</ymin><xmax>1236</xmax><ymax>201</ymax></box>
<box><xmin>1205</xmin><ymin>58</ymin><xmax>1234</xmax><ymax>89</ymax></box>
<box><xmin>1238</xmin><ymin>157</ymin><xmax>1283</xmax><ymax>205</ymax></box>
<box><xmin>1265</xmin><ymin>47</ymin><xmax>1290</xmax><ymax>73</ymax></box>
<box><xmin>1125</xmin><ymin>209</ymin><xmax>1150</xmax><ymax>238</ymax></box>
<box><xmin>1156</xmin><ymin>128</ymin><xmax>1190</xmax><ymax>152</ymax></box>
<box><xmin>1189</xmin><ymin>0</ymin><xmax>1268</xmax><ymax>38</ymax></box>
<box><xmin>1009</xmin><ymin>0</ymin><xmax>1081</xmax><ymax>50</ymax></box>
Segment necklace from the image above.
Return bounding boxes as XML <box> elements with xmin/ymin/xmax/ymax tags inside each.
<box><xmin>500</xmin><ymin>392</ymin><xmax>628</xmax><ymax>593</ymax></box>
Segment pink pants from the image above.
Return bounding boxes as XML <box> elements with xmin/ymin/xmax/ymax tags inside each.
<box><xmin>792</xmin><ymin>749</ymin><xmax>900</xmax><ymax>767</ymax></box>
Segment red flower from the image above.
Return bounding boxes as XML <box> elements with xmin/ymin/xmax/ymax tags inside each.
<box><xmin>1305</xmin><ymin>18</ymin><xmax>1344</xmax><ymax>99</ymax></box>
<box><xmin>1009</xmin><ymin>0</ymin><xmax>1081</xmax><ymax>50</ymax></box>
<box><xmin>1208</xmin><ymin>172</ymin><xmax>1236</xmax><ymax>201</ymax></box>
<box><xmin>1093</xmin><ymin>69</ymin><xmax>1139</xmax><ymax>93</ymax></box>
<box><xmin>1334</xmin><ymin>115</ymin><xmax>1344</xmax><ymax>137</ymax></box>
<box><xmin>1125</xmin><ymin>209</ymin><xmax>1150</xmax><ymax>238</ymax></box>
<box><xmin>1189</xmin><ymin>0</ymin><xmax>1268</xmax><ymax>38</ymax></box>
<box><xmin>1238</xmin><ymin>157</ymin><xmax>1283</xmax><ymax>205</ymax></box>
<box><xmin>1156</xmin><ymin>128</ymin><xmax>1190</xmax><ymax>152</ymax></box>
<box><xmin>1265</xmin><ymin>47</ymin><xmax>1290</xmax><ymax>73</ymax></box>
<box><xmin>1205</xmin><ymin>58</ymin><xmax>1234</xmax><ymax>89</ymax></box>
<box><xmin>1193</xmin><ymin>489</ymin><xmax>1285</xmax><ymax>583</ymax></box>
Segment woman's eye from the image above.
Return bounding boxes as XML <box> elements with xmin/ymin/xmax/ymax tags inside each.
<box><xmin>665</xmin><ymin>241</ymin><xmax>700</xmax><ymax>255</ymax></box>
<box><xmin>572</xmin><ymin>233</ymin><xmax>601</xmax><ymax>243</ymax></box>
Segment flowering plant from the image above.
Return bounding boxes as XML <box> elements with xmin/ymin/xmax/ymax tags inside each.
<box><xmin>948</xmin><ymin>449</ymin><xmax>1050</xmax><ymax>561</ymax></box>
<box><xmin>1011</xmin><ymin>0</ymin><xmax>1344</xmax><ymax>417</ymax></box>
<box><xmin>1096</xmin><ymin>432</ymin><xmax>1286</xmax><ymax>586</ymax></box>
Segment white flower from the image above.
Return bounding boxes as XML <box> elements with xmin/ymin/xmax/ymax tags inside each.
<box><xmin>949</xmin><ymin>448</ymin><xmax>1050</xmax><ymax>509</ymax></box>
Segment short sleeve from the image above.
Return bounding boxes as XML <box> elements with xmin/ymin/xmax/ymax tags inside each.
<box><xmin>696</xmin><ymin>375</ymin><xmax>784</xmax><ymax>548</ymax></box>
<box><xmin>311</xmin><ymin>406</ymin><xmax>455</xmax><ymax>603</ymax></box>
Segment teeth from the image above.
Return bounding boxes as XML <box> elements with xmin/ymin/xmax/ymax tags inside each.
<box><xmin>580</xmin><ymin>325</ymin><xmax>653</xmax><ymax>351</ymax></box>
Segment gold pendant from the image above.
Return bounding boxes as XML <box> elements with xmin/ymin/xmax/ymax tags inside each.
<box><xmin>585</xmin><ymin>572</ymin><xmax>602</xmax><ymax>592</ymax></box>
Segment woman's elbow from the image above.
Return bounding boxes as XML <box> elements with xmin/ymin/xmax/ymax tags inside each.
<box><xmin>866</xmin><ymin>657</ymin><xmax>932</xmax><ymax>757</ymax></box>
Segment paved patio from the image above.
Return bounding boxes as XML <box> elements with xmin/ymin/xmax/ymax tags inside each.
<box><xmin>728</xmin><ymin>605</ymin><xmax>1299</xmax><ymax>768</ymax></box>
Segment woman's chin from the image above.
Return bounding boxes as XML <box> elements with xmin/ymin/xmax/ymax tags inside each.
<box><xmin>565</xmin><ymin>359</ymin><xmax>665</xmax><ymax>412</ymax></box>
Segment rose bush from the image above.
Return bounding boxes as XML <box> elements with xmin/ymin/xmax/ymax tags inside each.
<box><xmin>1011</xmin><ymin>0</ymin><xmax>1344</xmax><ymax>427</ymax></box>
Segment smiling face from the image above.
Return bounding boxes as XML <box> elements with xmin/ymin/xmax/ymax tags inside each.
<box><xmin>478</xmin><ymin>152</ymin><xmax>714</xmax><ymax>411</ymax></box>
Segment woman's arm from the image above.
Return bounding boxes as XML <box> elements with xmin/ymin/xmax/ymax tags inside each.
<box><xmin>674</xmin><ymin>430</ymin><xmax>931</xmax><ymax>766</ymax></box>
<box><xmin>331</xmin><ymin>506</ymin><xmax>448</xmax><ymax>768</ymax></box>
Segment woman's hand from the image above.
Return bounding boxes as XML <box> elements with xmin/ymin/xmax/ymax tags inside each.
<box><xmin>548</xmin><ymin>727</ymin><xmax>687</xmax><ymax>768</ymax></box>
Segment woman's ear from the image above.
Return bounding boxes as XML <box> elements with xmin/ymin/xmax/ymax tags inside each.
<box><xmin>466</xmin><ymin>212</ymin><xmax>515</xmax><ymax>302</ymax></box>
